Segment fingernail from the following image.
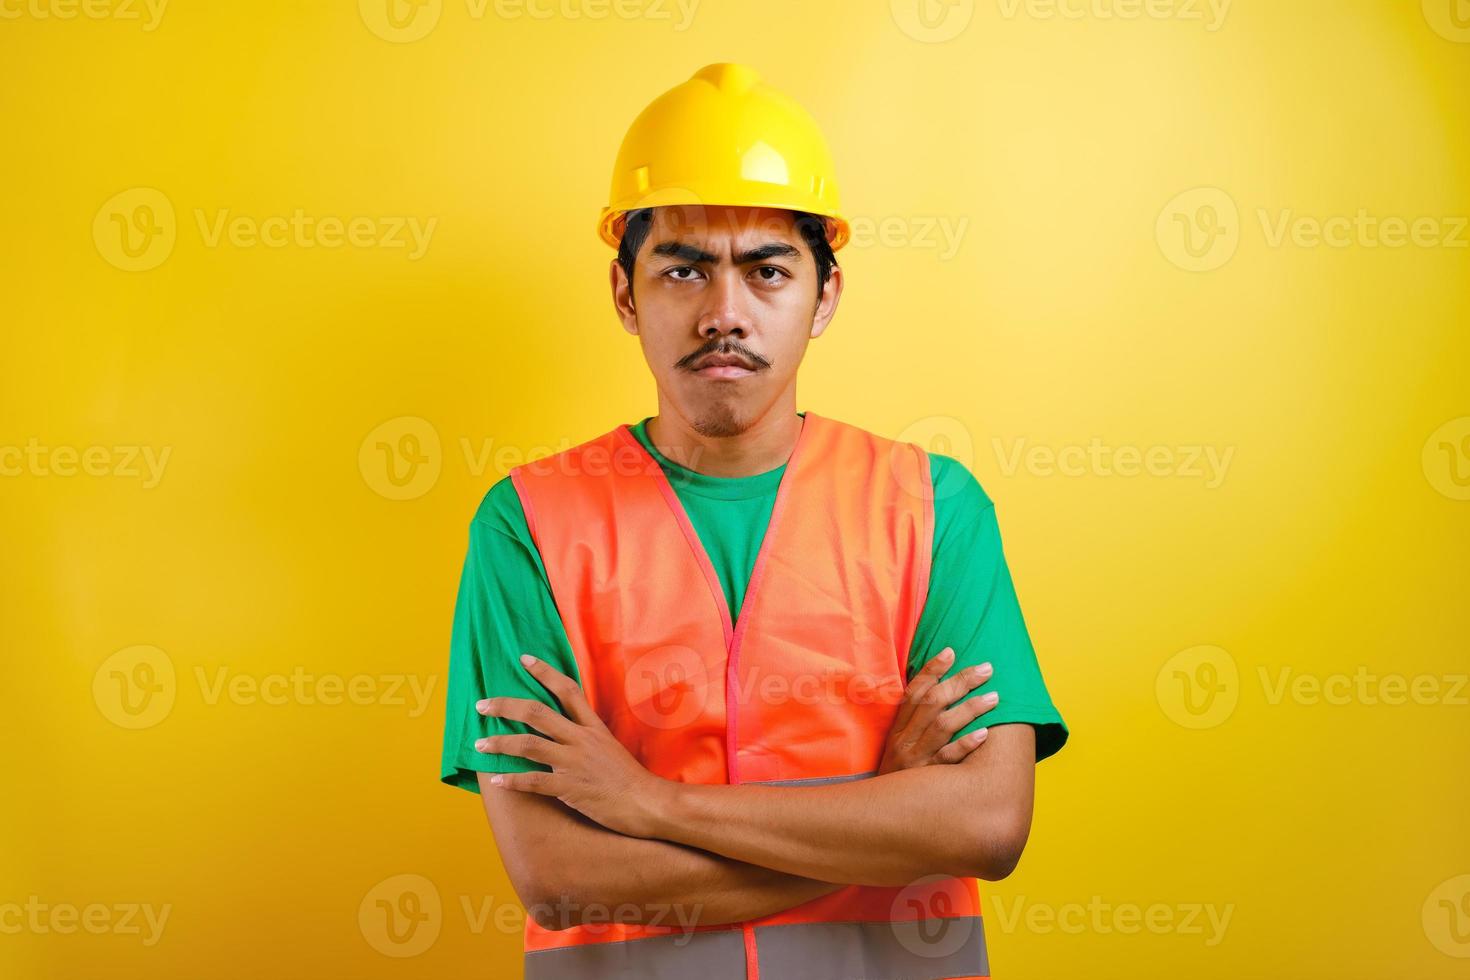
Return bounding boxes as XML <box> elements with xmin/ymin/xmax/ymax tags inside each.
<box><xmin>520</xmin><ymin>654</ymin><xmax>537</xmax><ymax>667</ymax></box>
<box><xmin>972</xmin><ymin>727</ymin><xmax>989</xmax><ymax>742</ymax></box>
<box><xmin>474</xmin><ymin>738</ymin><xmax>490</xmax><ymax>752</ymax></box>
<box><xmin>490</xmin><ymin>775</ymin><xmax>504</xmax><ymax>786</ymax></box>
<box><xmin>476</xmin><ymin>699</ymin><xmax>491</xmax><ymax>713</ymax></box>
<box><xmin>939</xmin><ymin>648</ymin><xmax>954</xmax><ymax>662</ymax></box>
<box><xmin>983</xmin><ymin>692</ymin><xmax>999</xmax><ymax>704</ymax></box>
<box><xmin>979</xmin><ymin>662</ymin><xmax>992</xmax><ymax>674</ymax></box>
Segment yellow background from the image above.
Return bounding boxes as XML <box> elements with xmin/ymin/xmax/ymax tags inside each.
<box><xmin>3</xmin><ymin>0</ymin><xmax>1468</xmax><ymax>977</ymax></box>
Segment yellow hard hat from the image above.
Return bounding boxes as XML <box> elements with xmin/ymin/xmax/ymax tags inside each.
<box><xmin>597</xmin><ymin>63</ymin><xmax>850</xmax><ymax>252</ymax></box>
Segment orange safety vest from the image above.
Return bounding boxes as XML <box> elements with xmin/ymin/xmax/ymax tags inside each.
<box><xmin>509</xmin><ymin>411</ymin><xmax>989</xmax><ymax>980</ymax></box>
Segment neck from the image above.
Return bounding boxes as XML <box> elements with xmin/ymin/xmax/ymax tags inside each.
<box><xmin>645</xmin><ymin>398</ymin><xmax>803</xmax><ymax>478</ymax></box>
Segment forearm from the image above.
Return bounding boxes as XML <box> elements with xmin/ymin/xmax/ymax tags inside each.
<box><xmin>645</xmin><ymin>754</ymin><xmax>1022</xmax><ymax>888</ymax></box>
<box><xmin>481</xmin><ymin>777</ymin><xmax>843</xmax><ymax>929</ymax></box>
<box><xmin>536</xmin><ymin>823</ymin><xmax>843</xmax><ymax>929</ymax></box>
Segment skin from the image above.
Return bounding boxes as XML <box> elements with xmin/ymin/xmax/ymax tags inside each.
<box><xmin>609</xmin><ymin>204</ymin><xmax>840</xmax><ymax>475</ymax></box>
<box><xmin>482</xmin><ymin>658</ymin><xmax>1031</xmax><ymax>890</ymax></box>
<box><xmin>478</xmin><ymin>651</ymin><xmax>1001</xmax><ymax>931</ymax></box>
<box><xmin>476</xmin><ymin>204</ymin><xmax>1038</xmax><ymax>929</ymax></box>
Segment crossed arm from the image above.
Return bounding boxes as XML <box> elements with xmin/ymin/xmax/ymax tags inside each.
<box><xmin>477</xmin><ymin>655</ymin><xmax>1036</xmax><ymax>929</ymax></box>
<box><xmin>481</xmin><ymin>787</ymin><xmax>848</xmax><ymax>930</ymax></box>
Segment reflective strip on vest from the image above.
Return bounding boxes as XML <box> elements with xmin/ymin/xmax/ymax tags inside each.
<box><xmin>757</xmin><ymin>917</ymin><xmax>989</xmax><ymax>980</ymax></box>
<box><xmin>524</xmin><ymin>928</ymin><xmax>748</xmax><ymax>980</ymax></box>
<box><xmin>522</xmin><ymin>916</ymin><xmax>989</xmax><ymax>980</ymax></box>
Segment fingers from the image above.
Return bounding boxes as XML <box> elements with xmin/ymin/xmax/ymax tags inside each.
<box><xmin>931</xmin><ymin>727</ymin><xmax>990</xmax><ymax>764</ymax></box>
<box><xmin>897</xmin><ymin>657</ymin><xmax>993</xmax><ymax>749</ymax></box>
<box><xmin>476</xmin><ymin>696</ymin><xmax>580</xmax><ymax>743</ymax></box>
<box><xmin>474</xmin><ymin>733</ymin><xmax>565</xmax><ymax>767</ymax></box>
<box><xmin>925</xmin><ymin>662</ymin><xmax>995</xmax><ymax>712</ymax></box>
<box><xmin>887</xmin><ymin>656</ymin><xmax>1000</xmax><ymax>770</ymax></box>
<box><xmin>892</xmin><ymin>647</ymin><xmax>956</xmax><ymax>733</ymax></box>
<box><xmin>519</xmin><ymin>655</ymin><xmax>602</xmax><ymax>728</ymax></box>
<box><xmin>486</xmin><ymin>770</ymin><xmax>560</xmax><ymax>795</ymax></box>
<box><xmin>903</xmin><ymin>684</ymin><xmax>999</xmax><ymax>763</ymax></box>
<box><xmin>921</xmin><ymin>683</ymin><xmax>1000</xmax><ymax>755</ymax></box>
<box><xmin>940</xmin><ymin>687</ymin><xmax>1000</xmax><ymax>731</ymax></box>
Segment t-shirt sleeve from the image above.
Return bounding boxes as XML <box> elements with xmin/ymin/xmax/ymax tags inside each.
<box><xmin>439</xmin><ymin>476</ymin><xmax>582</xmax><ymax>792</ymax></box>
<box><xmin>907</xmin><ymin>454</ymin><xmax>1070</xmax><ymax>763</ymax></box>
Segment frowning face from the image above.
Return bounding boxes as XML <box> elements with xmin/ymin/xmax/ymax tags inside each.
<box><xmin>610</xmin><ymin>204</ymin><xmax>843</xmax><ymax>438</ymax></box>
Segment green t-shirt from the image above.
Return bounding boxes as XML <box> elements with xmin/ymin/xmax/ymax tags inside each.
<box><xmin>441</xmin><ymin>414</ymin><xmax>1068</xmax><ymax>791</ymax></box>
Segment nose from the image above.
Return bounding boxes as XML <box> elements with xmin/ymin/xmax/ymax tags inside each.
<box><xmin>696</xmin><ymin>268</ymin><xmax>754</xmax><ymax>342</ymax></box>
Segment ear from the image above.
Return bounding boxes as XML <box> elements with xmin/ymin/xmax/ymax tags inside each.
<box><xmin>809</xmin><ymin>264</ymin><xmax>843</xmax><ymax>340</ymax></box>
<box><xmin>610</xmin><ymin>258</ymin><xmax>638</xmax><ymax>336</ymax></box>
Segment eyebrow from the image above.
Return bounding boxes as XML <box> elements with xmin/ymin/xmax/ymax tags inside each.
<box><xmin>649</xmin><ymin>241</ymin><xmax>803</xmax><ymax>265</ymax></box>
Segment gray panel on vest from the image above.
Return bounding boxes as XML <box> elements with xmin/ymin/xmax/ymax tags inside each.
<box><xmin>523</xmin><ymin>928</ymin><xmax>748</xmax><ymax>980</ymax></box>
<box><xmin>755</xmin><ymin>916</ymin><xmax>989</xmax><ymax>980</ymax></box>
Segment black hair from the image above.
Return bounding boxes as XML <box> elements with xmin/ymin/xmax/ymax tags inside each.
<box><xmin>616</xmin><ymin>206</ymin><xmax>838</xmax><ymax>305</ymax></box>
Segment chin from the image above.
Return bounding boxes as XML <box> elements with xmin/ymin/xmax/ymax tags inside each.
<box><xmin>689</xmin><ymin>400</ymin><xmax>749</xmax><ymax>438</ymax></box>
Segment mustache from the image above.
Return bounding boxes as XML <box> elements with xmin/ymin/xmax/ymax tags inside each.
<box><xmin>675</xmin><ymin>339</ymin><xmax>772</xmax><ymax>371</ymax></box>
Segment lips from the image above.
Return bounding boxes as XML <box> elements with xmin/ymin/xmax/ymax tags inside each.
<box><xmin>690</xmin><ymin>353</ymin><xmax>758</xmax><ymax>380</ymax></box>
<box><xmin>692</xmin><ymin>353</ymin><xmax>757</xmax><ymax>371</ymax></box>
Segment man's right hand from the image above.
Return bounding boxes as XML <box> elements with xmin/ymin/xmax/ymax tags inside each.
<box><xmin>877</xmin><ymin>648</ymin><xmax>998</xmax><ymax>774</ymax></box>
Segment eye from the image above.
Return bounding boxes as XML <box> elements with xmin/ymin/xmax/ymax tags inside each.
<box><xmin>664</xmin><ymin>266</ymin><xmax>704</xmax><ymax>282</ymax></box>
<box><xmin>751</xmin><ymin>266</ymin><xmax>789</xmax><ymax>284</ymax></box>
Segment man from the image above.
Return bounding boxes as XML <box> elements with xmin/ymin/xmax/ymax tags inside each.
<box><xmin>441</xmin><ymin>63</ymin><xmax>1068</xmax><ymax>979</ymax></box>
